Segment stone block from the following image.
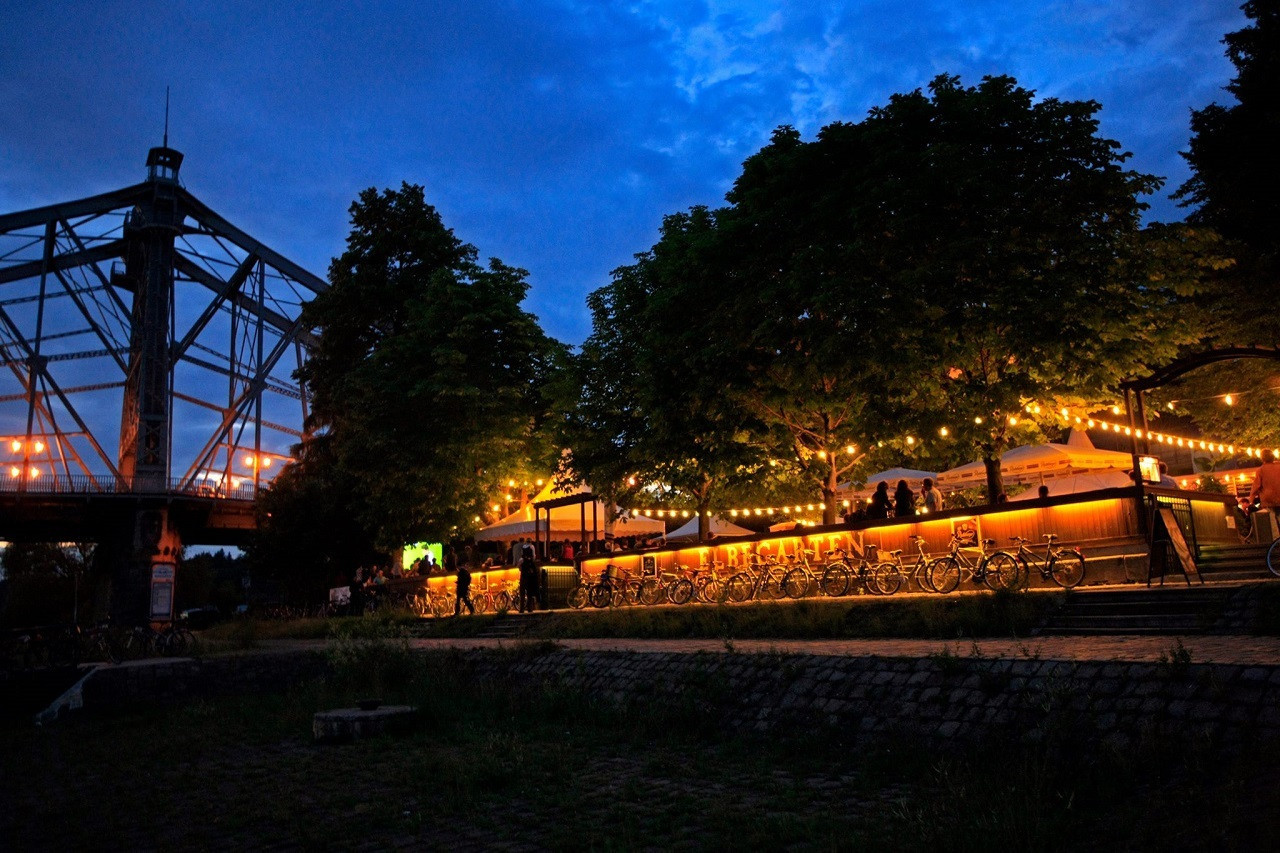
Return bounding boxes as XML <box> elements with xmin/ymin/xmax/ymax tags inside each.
<box><xmin>313</xmin><ymin>705</ymin><xmax>418</xmax><ymax>743</ymax></box>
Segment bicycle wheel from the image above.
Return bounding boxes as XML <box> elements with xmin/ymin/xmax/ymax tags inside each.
<box><xmin>982</xmin><ymin>552</ymin><xmax>1024</xmax><ymax>591</ymax></box>
<box><xmin>758</xmin><ymin>574</ymin><xmax>784</xmax><ymax>600</ymax></box>
<box><xmin>639</xmin><ymin>578</ymin><xmax>664</xmax><ymax>606</ymax></box>
<box><xmin>725</xmin><ymin>573</ymin><xmax>752</xmax><ymax>603</ymax></box>
<box><xmin>701</xmin><ymin>578</ymin><xmax>725</xmax><ymax>603</ymax></box>
<box><xmin>912</xmin><ymin>561</ymin><xmax>935</xmax><ymax>593</ymax></box>
<box><xmin>588</xmin><ymin>583</ymin><xmax>612</xmax><ymax>608</ymax></box>
<box><xmin>494</xmin><ymin>590</ymin><xmax>512</xmax><ymax>611</ymax></box>
<box><xmin>820</xmin><ymin>564</ymin><xmax>851</xmax><ymax>597</ymax></box>
<box><xmin>567</xmin><ymin>585</ymin><xmax>588</xmax><ymax>609</ymax></box>
<box><xmin>1050</xmin><ymin>549</ymin><xmax>1086</xmax><ymax>588</ymax></box>
<box><xmin>1268</xmin><ymin>538</ymin><xmax>1280</xmax><ymax>578</ymax></box>
<box><xmin>782</xmin><ymin>568</ymin><xmax>812</xmax><ymax>599</ymax></box>
<box><xmin>929</xmin><ymin>557</ymin><xmax>961</xmax><ymax>594</ymax></box>
<box><xmin>668</xmin><ymin>578</ymin><xmax>695</xmax><ymax>605</ymax></box>
<box><xmin>874</xmin><ymin>562</ymin><xmax>903</xmax><ymax>595</ymax></box>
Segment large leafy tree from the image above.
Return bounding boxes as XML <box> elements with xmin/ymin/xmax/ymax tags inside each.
<box><xmin>562</xmin><ymin>208</ymin><xmax>784</xmax><ymax>538</ymax></box>
<box><xmin>1170</xmin><ymin>1</ymin><xmax>1280</xmax><ymax>443</ymax></box>
<box><xmin>716</xmin><ymin>75</ymin><xmax>1207</xmax><ymax>503</ymax></box>
<box><xmin>295</xmin><ymin>183</ymin><xmax>565</xmax><ymax>549</ymax></box>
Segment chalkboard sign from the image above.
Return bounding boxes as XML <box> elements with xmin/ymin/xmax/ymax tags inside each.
<box><xmin>642</xmin><ymin>555</ymin><xmax>656</xmax><ymax>575</ymax></box>
<box><xmin>1157</xmin><ymin>507</ymin><xmax>1200</xmax><ymax>582</ymax></box>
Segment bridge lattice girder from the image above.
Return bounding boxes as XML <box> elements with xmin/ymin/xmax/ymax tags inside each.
<box><xmin>0</xmin><ymin>158</ymin><xmax>325</xmax><ymax>500</ymax></box>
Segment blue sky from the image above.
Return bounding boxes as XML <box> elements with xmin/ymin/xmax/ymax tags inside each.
<box><xmin>0</xmin><ymin>1</ymin><xmax>1246</xmax><ymax>346</ymax></box>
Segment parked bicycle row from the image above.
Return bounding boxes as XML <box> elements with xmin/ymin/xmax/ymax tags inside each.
<box><xmin>0</xmin><ymin>621</ymin><xmax>196</xmax><ymax>671</ymax></box>
<box><xmin>566</xmin><ymin>533</ymin><xmax>1085</xmax><ymax>609</ymax></box>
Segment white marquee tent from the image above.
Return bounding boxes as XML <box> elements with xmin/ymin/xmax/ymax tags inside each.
<box><xmin>476</xmin><ymin>481</ymin><xmax>666</xmax><ymax>542</ymax></box>
<box><xmin>936</xmin><ymin>434</ymin><xmax>1132</xmax><ymax>490</ymax></box>
<box><xmin>666</xmin><ymin>514</ymin><xmax>754</xmax><ymax>543</ymax></box>
<box><xmin>1008</xmin><ymin>468</ymin><xmax>1135</xmax><ymax>500</ymax></box>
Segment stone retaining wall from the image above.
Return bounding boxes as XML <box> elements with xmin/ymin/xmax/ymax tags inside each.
<box><xmin>79</xmin><ymin>651</ymin><xmax>328</xmax><ymax>711</ymax></box>
<box><xmin>72</xmin><ymin>646</ymin><xmax>1280</xmax><ymax>750</ymax></box>
<box><xmin>468</xmin><ymin>647</ymin><xmax>1280</xmax><ymax>748</ymax></box>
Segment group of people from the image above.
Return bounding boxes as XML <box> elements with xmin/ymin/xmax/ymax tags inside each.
<box><xmin>451</xmin><ymin>539</ymin><xmax>542</xmax><ymax>616</ymax></box>
<box><xmin>847</xmin><ymin>478</ymin><xmax>945</xmax><ymax>523</ymax></box>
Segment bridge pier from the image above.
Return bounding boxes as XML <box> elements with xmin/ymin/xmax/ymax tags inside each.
<box><xmin>99</xmin><ymin>506</ymin><xmax>184</xmax><ymax>626</ymax></box>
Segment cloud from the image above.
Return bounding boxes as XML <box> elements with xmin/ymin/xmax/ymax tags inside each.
<box><xmin>0</xmin><ymin>0</ymin><xmax>1250</xmax><ymax>345</ymax></box>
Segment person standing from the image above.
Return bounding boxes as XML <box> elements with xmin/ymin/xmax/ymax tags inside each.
<box><xmin>444</xmin><ymin>545</ymin><xmax>458</xmax><ymax>577</ymax></box>
<box><xmin>920</xmin><ymin>478</ymin><xmax>944</xmax><ymax>513</ymax></box>
<box><xmin>518</xmin><ymin>541</ymin><xmax>537</xmax><ymax>612</ymax></box>
<box><xmin>868</xmin><ymin>481</ymin><xmax>893</xmax><ymax>519</ymax></box>
<box><xmin>893</xmin><ymin>480</ymin><xmax>916</xmax><ymax>517</ymax></box>
<box><xmin>1249</xmin><ymin>456</ymin><xmax>1280</xmax><ymax>514</ymax></box>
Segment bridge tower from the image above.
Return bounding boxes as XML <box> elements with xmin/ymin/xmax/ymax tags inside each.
<box><xmin>0</xmin><ymin>148</ymin><xmax>325</xmax><ymax>624</ymax></box>
<box><xmin>117</xmin><ymin>146</ymin><xmax>184</xmax><ymax>494</ymax></box>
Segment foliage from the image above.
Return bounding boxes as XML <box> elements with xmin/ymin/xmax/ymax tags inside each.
<box><xmin>612</xmin><ymin>75</ymin><xmax>1207</xmax><ymax>511</ymax></box>
<box><xmin>1174</xmin><ymin>0</ymin><xmax>1280</xmax><ymax>359</ymax></box>
<box><xmin>295</xmin><ymin>183</ymin><xmax>566</xmax><ymax>548</ymax></box>
<box><xmin>562</xmin><ymin>206</ymin><xmax>790</xmax><ymax>537</ymax></box>
<box><xmin>0</xmin><ymin>542</ymin><xmax>95</xmax><ymax>627</ymax></box>
<box><xmin>249</xmin><ymin>433</ymin><xmax>383</xmax><ymax>604</ymax></box>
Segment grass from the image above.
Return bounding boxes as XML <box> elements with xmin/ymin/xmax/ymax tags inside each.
<box><xmin>203</xmin><ymin>588</ymin><xmax>1061</xmax><ymax>647</ymax></box>
<box><xmin>4</xmin><ymin>639</ymin><xmax>1278</xmax><ymax>851</ymax></box>
<box><xmin>531</xmin><ymin>587</ymin><xmax>1058</xmax><ymax>641</ymax></box>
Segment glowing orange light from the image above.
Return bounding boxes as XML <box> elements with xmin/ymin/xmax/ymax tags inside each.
<box><xmin>9</xmin><ymin>466</ymin><xmax>19</xmax><ymax>478</ymax></box>
<box><xmin>261</xmin><ymin>457</ymin><xmax>272</xmax><ymax>469</ymax></box>
<box><xmin>33</xmin><ymin>441</ymin><xmax>44</xmax><ymax>453</ymax></box>
<box><xmin>243</xmin><ymin>454</ymin><xmax>256</xmax><ymax>468</ymax></box>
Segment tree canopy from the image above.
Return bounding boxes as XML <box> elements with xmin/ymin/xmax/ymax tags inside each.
<box><xmin>585</xmin><ymin>75</ymin><xmax>1208</xmax><ymax>510</ymax></box>
<box><xmin>1176</xmin><ymin>0</ymin><xmax>1280</xmax><ymax>347</ymax></box>
<box><xmin>282</xmin><ymin>183</ymin><xmax>564</xmax><ymax>553</ymax></box>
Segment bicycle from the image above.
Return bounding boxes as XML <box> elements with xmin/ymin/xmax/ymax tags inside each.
<box><xmin>589</xmin><ymin>565</ymin><xmax>639</xmax><ymax>608</ymax></box>
<box><xmin>876</xmin><ymin>535</ymin><xmax>938</xmax><ymax>594</ymax></box>
<box><xmin>928</xmin><ymin>535</ymin><xmax>1026</xmax><ymax>594</ymax></box>
<box><xmin>691</xmin><ymin>558</ymin><xmax>728</xmax><ymax>603</ymax></box>
<box><xmin>1005</xmin><ymin>534</ymin><xmax>1086</xmax><ymax>588</ymax></box>
<box><xmin>820</xmin><ymin>545</ymin><xmax>894</xmax><ymax>596</ymax></box>
<box><xmin>662</xmin><ymin>565</ymin><xmax>696</xmax><ymax>605</ymax></box>
<box><xmin>779</xmin><ymin>549</ymin><xmax>821</xmax><ymax>599</ymax></box>
<box><xmin>724</xmin><ymin>555</ymin><xmax>806</xmax><ymax>602</ymax></box>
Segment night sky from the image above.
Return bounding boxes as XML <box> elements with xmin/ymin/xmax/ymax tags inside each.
<box><xmin>0</xmin><ymin>1</ymin><xmax>1245</xmax><ymax>346</ymax></box>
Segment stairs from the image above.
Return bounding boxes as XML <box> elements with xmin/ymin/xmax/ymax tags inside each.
<box><xmin>470</xmin><ymin>611</ymin><xmax>553</xmax><ymax>639</ymax></box>
<box><xmin>1039</xmin><ymin>586</ymin><xmax>1236</xmax><ymax>635</ymax></box>
<box><xmin>1194</xmin><ymin>543</ymin><xmax>1273</xmax><ymax>581</ymax></box>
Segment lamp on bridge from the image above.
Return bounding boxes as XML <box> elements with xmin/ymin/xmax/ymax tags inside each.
<box><xmin>145</xmin><ymin>146</ymin><xmax>183</xmax><ymax>184</ymax></box>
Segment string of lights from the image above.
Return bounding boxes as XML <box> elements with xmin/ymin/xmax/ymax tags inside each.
<box><xmin>578</xmin><ymin>401</ymin><xmax>1278</xmax><ymax>519</ymax></box>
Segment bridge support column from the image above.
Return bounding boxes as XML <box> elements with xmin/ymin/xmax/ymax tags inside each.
<box><xmin>100</xmin><ymin>505</ymin><xmax>184</xmax><ymax>625</ymax></box>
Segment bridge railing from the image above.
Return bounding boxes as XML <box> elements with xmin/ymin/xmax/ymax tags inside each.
<box><xmin>0</xmin><ymin>473</ymin><xmax>261</xmax><ymax>501</ymax></box>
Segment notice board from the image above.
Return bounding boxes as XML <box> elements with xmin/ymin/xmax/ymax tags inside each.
<box><xmin>1157</xmin><ymin>507</ymin><xmax>1200</xmax><ymax>582</ymax></box>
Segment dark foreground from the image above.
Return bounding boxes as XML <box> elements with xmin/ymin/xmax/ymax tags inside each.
<box><xmin>3</xmin><ymin>647</ymin><xmax>1279</xmax><ymax>852</ymax></box>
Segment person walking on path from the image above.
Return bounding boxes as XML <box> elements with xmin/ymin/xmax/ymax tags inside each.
<box><xmin>454</xmin><ymin>560</ymin><xmax>474</xmax><ymax>616</ymax></box>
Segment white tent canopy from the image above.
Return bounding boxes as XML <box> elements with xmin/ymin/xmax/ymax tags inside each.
<box><xmin>840</xmin><ymin>468</ymin><xmax>939</xmax><ymax>498</ymax></box>
<box><xmin>476</xmin><ymin>481</ymin><xmax>666</xmax><ymax>542</ymax></box>
<box><xmin>1009</xmin><ymin>468</ymin><xmax>1135</xmax><ymax>500</ymax></box>
<box><xmin>666</xmin><ymin>514</ymin><xmax>754</xmax><ymax>543</ymax></box>
<box><xmin>936</xmin><ymin>439</ymin><xmax>1132</xmax><ymax>489</ymax></box>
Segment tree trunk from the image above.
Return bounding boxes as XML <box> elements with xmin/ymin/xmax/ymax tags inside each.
<box><xmin>823</xmin><ymin>461</ymin><xmax>840</xmax><ymax>525</ymax></box>
<box><xmin>983</xmin><ymin>456</ymin><xmax>1005</xmax><ymax>504</ymax></box>
<box><xmin>697</xmin><ymin>501</ymin><xmax>711</xmax><ymax>542</ymax></box>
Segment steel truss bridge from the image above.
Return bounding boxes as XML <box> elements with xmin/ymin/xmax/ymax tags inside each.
<box><xmin>0</xmin><ymin>146</ymin><xmax>324</xmax><ymax>621</ymax></box>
